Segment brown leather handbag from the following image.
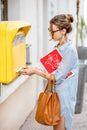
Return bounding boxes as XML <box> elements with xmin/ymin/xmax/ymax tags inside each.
<box><xmin>35</xmin><ymin>74</ymin><xmax>61</xmax><ymax>126</ymax></box>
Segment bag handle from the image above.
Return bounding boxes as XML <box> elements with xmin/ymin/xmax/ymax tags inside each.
<box><xmin>44</xmin><ymin>74</ymin><xmax>56</xmax><ymax>93</ymax></box>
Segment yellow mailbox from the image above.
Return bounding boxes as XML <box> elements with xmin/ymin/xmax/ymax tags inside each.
<box><xmin>0</xmin><ymin>21</ymin><xmax>31</xmax><ymax>84</ymax></box>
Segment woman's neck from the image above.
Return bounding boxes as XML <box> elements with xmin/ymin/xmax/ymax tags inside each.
<box><xmin>58</xmin><ymin>35</ymin><xmax>67</xmax><ymax>47</ymax></box>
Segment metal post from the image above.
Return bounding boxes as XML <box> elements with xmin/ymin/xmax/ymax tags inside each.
<box><xmin>26</xmin><ymin>44</ymin><xmax>32</xmax><ymax>65</ymax></box>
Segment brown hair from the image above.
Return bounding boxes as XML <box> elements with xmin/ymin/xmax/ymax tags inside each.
<box><xmin>50</xmin><ymin>14</ymin><xmax>74</xmax><ymax>33</ymax></box>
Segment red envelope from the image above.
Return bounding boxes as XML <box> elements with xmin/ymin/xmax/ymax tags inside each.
<box><xmin>40</xmin><ymin>49</ymin><xmax>62</xmax><ymax>73</ymax></box>
<box><xmin>65</xmin><ymin>71</ymin><xmax>74</xmax><ymax>79</ymax></box>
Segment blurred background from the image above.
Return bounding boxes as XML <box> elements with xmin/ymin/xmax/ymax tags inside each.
<box><xmin>0</xmin><ymin>0</ymin><xmax>87</xmax><ymax>130</ymax></box>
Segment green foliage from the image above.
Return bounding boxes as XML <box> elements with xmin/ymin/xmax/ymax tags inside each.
<box><xmin>79</xmin><ymin>16</ymin><xmax>86</xmax><ymax>45</ymax></box>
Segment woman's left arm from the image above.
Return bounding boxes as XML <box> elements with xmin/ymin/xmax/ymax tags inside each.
<box><xmin>54</xmin><ymin>48</ymin><xmax>78</xmax><ymax>85</ymax></box>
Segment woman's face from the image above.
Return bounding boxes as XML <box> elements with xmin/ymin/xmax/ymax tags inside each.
<box><xmin>49</xmin><ymin>24</ymin><xmax>64</xmax><ymax>41</ymax></box>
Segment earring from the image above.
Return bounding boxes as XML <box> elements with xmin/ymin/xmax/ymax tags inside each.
<box><xmin>61</xmin><ymin>35</ymin><xmax>65</xmax><ymax>43</ymax></box>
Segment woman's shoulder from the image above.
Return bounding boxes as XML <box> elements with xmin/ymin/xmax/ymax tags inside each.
<box><xmin>66</xmin><ymin>40</ymin><xmax>77</xmax><ymax>54</ymax></box>
<box><xmin>54</xmin><ymin>40</ymin><xmax>78</xmax><ymax>57</ymax></box>
<box><xmin>66</xmin><ymin>43</ymin><xmax>78</xmax><ymax>62</ymax></box>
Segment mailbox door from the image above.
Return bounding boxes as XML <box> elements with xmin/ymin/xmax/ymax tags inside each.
<box><xmin>12</xmin><ymin>32</ymin><xmax>26</xmax><ymax>78</ymax></box>
<box><xmin>6</xmin><ymin>32</ymin><xmax>26</xmax><ymax>83</ymax></box>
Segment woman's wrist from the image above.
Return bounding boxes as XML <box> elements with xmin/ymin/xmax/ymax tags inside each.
<box><xmin>34</xmin><ymin>68</ymin><xmax>51</xmax><ymax>79</ymax></box>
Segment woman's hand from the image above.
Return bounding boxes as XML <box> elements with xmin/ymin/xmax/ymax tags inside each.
<box><xmin>22</xmin><ymin>66</ymin><xmax>36</xmax><ymax>76</ymax></box>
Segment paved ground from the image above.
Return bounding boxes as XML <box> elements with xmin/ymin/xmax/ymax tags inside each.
<box><xmin>20</xmin><ymin>83</ymin><xmax>87</xmax><ymax>130</ymax></box>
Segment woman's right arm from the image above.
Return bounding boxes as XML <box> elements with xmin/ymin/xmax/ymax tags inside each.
<box><xmin>22</xmin><ymin>66</ymin><xmax>51</xmax><ymax>80</ymax></box>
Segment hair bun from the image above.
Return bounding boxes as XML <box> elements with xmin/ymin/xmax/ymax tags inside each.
<box><xmin>66</xmin><ymin>14</ymin><xmax>74</xmax><ymax>23</ymax></box>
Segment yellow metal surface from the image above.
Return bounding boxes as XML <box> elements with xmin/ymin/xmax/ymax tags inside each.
<box><xmin>0</xmin><ymin>21</ymin><xmax>31</xmax><ymax>84</ymax></box>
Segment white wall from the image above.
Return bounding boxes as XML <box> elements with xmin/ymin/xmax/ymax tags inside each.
<box><xmin>56</xmin><ymin>0</ymin><xmax>76</xmax><ymax>46</ymax></box>
<box><xmin>84</xmin><ymin>0</ymin><xmax>87</xmax><ymax>23</ymax></box>
<box><xmin>42</xmin><ymin>0</ymin><xmax>59</xmax><ymax>55</ymax></box>
<box><xmin>0</xmin><ymin>76</ymin><xmax>41</xmax><ymax>130</ymax></box>
<box><xmin>19</xmin><ymin>0</ymin><xmax>38</xmax><ymax>64</ymax></box>
<box><xmin>8</xmin><ymin>0</ymin><xmax>42</xmax><ymax>64</ymax></box>
<box><xmin>47</xmin><ymin>0</ymin><xmax>61</xmax><ymax>52</ymax></box>
<box><xmin>8</xmin><ymin>0</ymin><xmax>20</xmax><ymax>20</ymax></box>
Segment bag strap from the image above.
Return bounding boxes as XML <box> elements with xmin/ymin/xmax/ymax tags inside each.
<box><xmin>44</xmin><ymin>74</ymin><xmax>56</xmax><ymax>93</ymax></box>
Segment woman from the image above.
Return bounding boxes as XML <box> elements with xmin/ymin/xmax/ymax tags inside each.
<box><xmin>22</xmin><ymin>14</ymin><xmax>79</xmax><ymax>130</ymax></box>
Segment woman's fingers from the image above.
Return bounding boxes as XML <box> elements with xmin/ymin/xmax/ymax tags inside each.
<box><xmin>22</xmin><ymin>66</ymin><xmax>29</xmax><ymax>69</ymax></box>
<box><xmin>21</xmin><ymin>66</ymin><xmax>32</xmax><ymax>75</ymax></box>
<box><xmin>21</xmin><ymin>66</ymin><xmax>35</xmax><ymax>76</ymax></box>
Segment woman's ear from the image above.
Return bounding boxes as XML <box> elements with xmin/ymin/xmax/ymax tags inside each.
<box><xmin>61</xmin><ymin>28</ymin><xmax>66</xmax><ymax>35</ymax></box>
